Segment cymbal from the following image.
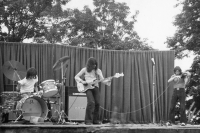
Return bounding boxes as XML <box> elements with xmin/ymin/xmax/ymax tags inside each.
<box><xmin>2</xmin><ymin>60</ymin><xmax>26</xmax><ymax>81</ymax></box>
<box><xmin>53</xmin><ymin>56</ymin><xmax>70</xmax><ymax>71</ymax></box>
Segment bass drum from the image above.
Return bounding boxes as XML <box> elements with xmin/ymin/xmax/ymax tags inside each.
<box><xmin>21</xmin><ymin>96</ymin><xmax>48</xmax><ymax>121</ymax></box>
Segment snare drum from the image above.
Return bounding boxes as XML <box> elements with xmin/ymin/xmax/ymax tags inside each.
<box><xmin>40</xmin><ymin>80</ymin><xmax>58</xmax><ymax>97</ymax></box>
<box><xmin>21</xmin><ymin>96</ymin><xmax>48</xmax><ymax>121</ymax></box>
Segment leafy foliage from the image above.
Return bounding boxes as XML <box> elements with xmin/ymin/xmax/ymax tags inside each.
<box><xmin>66</xmin><ymin>0</ymin><xmax>153</xmax><ymax>50</ymax></box>
<box><xmin>0</xmin><ymin>0</ymin><xmax>70</xmax><ymax>42</ymax></box>
<box><xmin>166</xmin><ymin>0</ymin><xmax>200</xmax><ymax>58</ymax></box>
<box><xmin>66</xmin><ymin>6</ymin><xmax>100</xmax><ymax>48</ymax></box>
<box><xmin>0</xmin><ymin>0</ymin><xmax>153</xmax><ymax>50</ymax></box>
<box><xmin>0</xmin><ymin>0</ymin><xmax>52</xmax><ymax>42</ymax></box>
<box><xmin>179</xmin><ymin>55</ymin><xmax>200</xmax><ymax>123</ymax></box>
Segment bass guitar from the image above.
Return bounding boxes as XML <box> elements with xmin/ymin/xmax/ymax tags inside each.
<box><xmin>77</xmin><ymin>73</ymin><xmax>124</xmax><ymax>93</ymax></box>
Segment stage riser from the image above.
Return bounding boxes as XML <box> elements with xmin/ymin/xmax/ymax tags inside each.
<box><xmin>1</xmin><ymin>127</ymin><xmax>200</xmax><ymax>133</ymax></box>
<box><xmin>0</xmin><ymin>128</ymin><xmax>86</xmax><ymax>133</ymax></box>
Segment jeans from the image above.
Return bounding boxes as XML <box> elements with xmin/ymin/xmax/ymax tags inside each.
<box><xmin>169</xmin><ymin>88</ymin><xmax>186</xmax><ymax>123</ymax></box>
<box><xmin>85</xmin><ymin>86</ymin><xmax>100</xmax><ymax>123</ymax></box>
<box><xmin>16</xmin><ymin>93</ymin><xmax>30</xmax><ymax>110</ymax></box>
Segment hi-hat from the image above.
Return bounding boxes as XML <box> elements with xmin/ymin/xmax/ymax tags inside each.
<box><xmin>53</xmin><ymin>56</ymin><xmax>70</xmax><ymax>71</ymax></box>
<box><xmin>2</xmin><ymin>60</ymin><xmax>26</xmax><ymax>81</ymax></box>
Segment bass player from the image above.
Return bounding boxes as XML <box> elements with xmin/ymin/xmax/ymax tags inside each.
<box><xmin>75</xmin><ymin>57</ymin><xmax>111</xmax><ymax>125</ymax></box>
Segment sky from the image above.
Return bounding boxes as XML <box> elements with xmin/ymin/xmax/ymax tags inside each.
<box><xmin>65</xmin><ymin>0</ymin><xmax>195</xmax><ymax>71</ymax></box>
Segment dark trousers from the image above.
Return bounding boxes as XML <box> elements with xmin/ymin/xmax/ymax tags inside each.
<box><xmin>85</xmin><ymin>86</ymin><xmax>100</xmax><ymax>123</ymax></box>
<box><xmin>169</xmin><ymin>88</ymin><xmax>186</xmax><ymax>123</ymax></box>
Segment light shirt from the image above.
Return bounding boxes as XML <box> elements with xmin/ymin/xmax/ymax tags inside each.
<box><xmin>168</xmin><ymin>75</ymin><xmax>187</xmax><ymax>88</ymax></box>
<box><xmin>75</xmin><ymin>67</ymin><xmax>104</xmax><ymax>87</ymax></box>
<box><xmin>18</xmin><ymin>76</ymin><xmax>38</xmax><ymax>93</ymax></box>
<box><xmin>173</xmin><ymin>76</ymin><xmax>185</xmax><ymax>88</ymax></box>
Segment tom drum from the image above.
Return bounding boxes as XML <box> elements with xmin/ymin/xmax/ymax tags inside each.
<box><xmin>40</xmin><ymin>79</ymin><xmax>58</xmax><ymax>97</ymax></box>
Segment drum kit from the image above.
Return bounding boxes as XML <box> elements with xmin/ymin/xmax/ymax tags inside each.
<box><xmin>0</xmin><ymin>56</ymin><xmax>70</xmax><ymax>124</ymax></box>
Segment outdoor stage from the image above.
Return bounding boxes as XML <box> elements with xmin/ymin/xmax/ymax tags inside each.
<box><xmin>1</xmin><ymin>123</ymin><xmax>200</xmax><ymax>133</ymax></box>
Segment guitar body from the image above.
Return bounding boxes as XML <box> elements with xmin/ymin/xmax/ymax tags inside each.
<box><xmin>77</xmin><ymin>82</ymin><xmax>95</xmax><ymax>93</ymax></box>
<box><xmin>76</xmin><ymin>73</ymin><xmax>124</xmax><ymax>93</ymax></box>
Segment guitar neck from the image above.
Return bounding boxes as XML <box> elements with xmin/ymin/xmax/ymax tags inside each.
<box><xmin>96</xmin><ymin>76</ymin><xmax>113</xmax><ymax>83</ymax></box>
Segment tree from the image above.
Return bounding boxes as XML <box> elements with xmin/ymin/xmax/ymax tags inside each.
<box><xmin>66</xmin><ymin>6</ymin><xmax>100</xmax><ymax>48</ymax></box>
<box><xmin>0</xmin><ymin>0</ymin><xmax>153</xmax><ymax>51</ymax></box>
<box><xmin>114</xmin><ymin>38</ymin><xmax>154</xmax><ymax>50</ymax></box>
<box><xmin>0</xmin><ymin>0</ymin><xmax>69</xmax><ymax>42</ymax></box>
<box><xmin>166</xmin><ymin>0</ymin><xmax>200</xmax><ymax>58</ymax></box>
<box><xmin>66</xmin><ymin>0</ymin><xmax>153</xmax><ymax>50</ymax></box>
<box><xmin>94</xmin><ymin>0</ymin><xmax>153</xmax><ymax>50</ymax></box>
<box><xmin>34</xmin><ymin>0</ymin><xmax>72</xmax><ymax>43</ymax></box>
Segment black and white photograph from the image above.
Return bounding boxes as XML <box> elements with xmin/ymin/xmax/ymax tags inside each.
<box><xmin>0</xmin><ymin>0</ymin><xmax>200</xmax><ymax>133</ymax></box>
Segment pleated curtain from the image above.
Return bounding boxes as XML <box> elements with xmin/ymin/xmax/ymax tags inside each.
<box><xmin>0</xmin><ymin>42</ymin><xmax>175</xmax><ymax>123</ymax></box>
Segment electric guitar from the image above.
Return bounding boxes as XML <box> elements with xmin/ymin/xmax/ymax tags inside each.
<box><xmin>77</xmin><ymin>73</ymin><xmax>124</xmax><ymax>93</ymax></box>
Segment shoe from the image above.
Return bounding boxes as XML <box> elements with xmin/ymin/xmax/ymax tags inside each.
<box><xmin>166</xmin><ymin>122</ymin><xmax>172</xmax><ymax>126</ymax></box>
<box><xmin>181</xmin><ymin>123</ymin><xmax>186</xmax><ymax>126</ymax></box>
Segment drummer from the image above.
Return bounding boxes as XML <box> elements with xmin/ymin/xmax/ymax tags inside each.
<box><xmin>16</xmin><ymin>67</ymin><xmax>39</xmax><ymax>110</ymax></box>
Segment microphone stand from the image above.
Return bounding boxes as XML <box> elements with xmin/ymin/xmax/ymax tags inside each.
<box><xmin>152</xmin><ymin>58</ymin><xmax>156</xmax><ymax>123</ymax></box>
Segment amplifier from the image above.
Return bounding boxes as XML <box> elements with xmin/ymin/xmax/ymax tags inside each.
<box><xmin>66</xmin><ymin>86</ymin><xmax>87</xmax><ymax>121</ymax></box>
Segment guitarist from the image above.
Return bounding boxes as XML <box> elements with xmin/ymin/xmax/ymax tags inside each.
<box><xmin>75</xmin><ymin>57</ymin><xmax>111</xmax><ymax>125</ymax></box>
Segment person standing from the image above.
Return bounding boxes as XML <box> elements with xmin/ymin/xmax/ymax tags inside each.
<box><xmin>75</xmin><ymin>57</ymin><xmax>111</xmax><ymax>125</ymax></box>
<box><xmin>167</xmin><ymin>66</ymin><xmax>191</xmax><ymax>126</ymax></box>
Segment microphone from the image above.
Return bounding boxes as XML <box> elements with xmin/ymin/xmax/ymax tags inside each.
<box><xmin>151</xmin><ymin>58</ymin><xmax>155</xmax><ymax>65</ymax></box>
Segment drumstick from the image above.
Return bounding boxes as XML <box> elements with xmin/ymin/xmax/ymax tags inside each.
<box><xmin>8</xmin><ymin>61</ymin><xmax>22</xmax><ymax>81</ymax></box>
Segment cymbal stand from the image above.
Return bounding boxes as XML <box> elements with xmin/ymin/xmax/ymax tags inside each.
<box><xmin>57</xmin><ymin>63</ymin><xmax>69</xmax><ymax>124</ymax></box>
<box><xmin>61</xmin><ymin>62</ymin><xmax>64</xmax><ymax>111</ymax></box>
<box><xmin>12</xmin><ymin>70</ymin><xmax>21</xmax><ymax>98</ymax></box>
<box><xmin>12</xmin><ymin>70</ymin><xmax>22</xmax><ymax>120</ymax></box>
<box><xmin>12</xmin><ymin>65</ymin><xmax>22</xmax><ymax>89</ymax></box>
<box><xmin>44</xmin><ymin>117</ymin><xmax>52</xmax><ymax>122</ymax></box>
<box><xmin>57</xmin><ymin>110</ymin><xmax>71</xmax><ymax>124</ymax></box>
<box><xmin>14</xmin><ymin>110</ymin><xmax>24</xmax><ymax>122</ymax></box>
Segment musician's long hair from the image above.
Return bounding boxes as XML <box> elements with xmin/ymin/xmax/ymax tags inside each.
<box><xmin>174</xmin><ymin>66</ymin><xmax>182</xmax><ymax>75</ymax></box>
<box><xmin>86</xmin><ymin>57</ymin><xmax>98</xmax><ymax>72</ymax></box>
<box><xmin>26</xmin><ymin>67</ymin><xmax>37</xmax><ymax>79</ymax></box>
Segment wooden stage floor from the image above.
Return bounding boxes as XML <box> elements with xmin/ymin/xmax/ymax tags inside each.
<box><xmin>1</xmin><ymin>122</ymin><xmax>200</xmax><ymax>133</ymax></box>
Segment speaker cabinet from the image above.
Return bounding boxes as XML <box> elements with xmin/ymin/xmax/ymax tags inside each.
<box><xmin>66</xmin><ymin>86</ymin><xmax>87</xmax><ymax>121</ymax></box>
<box><xmin>68</xmin><ymin>96</ymin><xmax>87</xmax><ymax>121</ymax></box>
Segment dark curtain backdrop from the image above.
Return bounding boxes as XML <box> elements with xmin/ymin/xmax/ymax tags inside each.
<box><xmin>0</xmin><ymin>42</ymin><xmax>175</xmax><ymax>123</ymax></box>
